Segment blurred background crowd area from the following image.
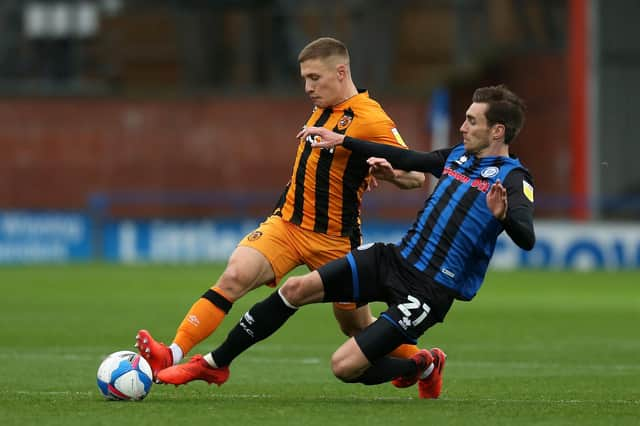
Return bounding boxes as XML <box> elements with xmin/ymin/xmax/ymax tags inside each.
<box><xmin>0</xmin><ymin>0</ymin><xmax>638</xmax><ymax>222</ymax></box>
<box><xmin>0</xmin><ymin>0</ymin><xmax>567</xmax><ymax>95</ymax></box>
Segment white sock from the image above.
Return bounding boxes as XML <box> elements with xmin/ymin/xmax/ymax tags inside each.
<box><xmin>169</xmin><ymin>343</ymin><xmax>183</xmax><ymax>364</ymax></box>
<box><xmin>203</xmin><ymin>353</ymin><xmax>218</xmax><ymax>368</ymax></box>
<box><xmin>419</xmin><ymin>363</ymin><xmax>435</xmax><ymax>380</ymax></box>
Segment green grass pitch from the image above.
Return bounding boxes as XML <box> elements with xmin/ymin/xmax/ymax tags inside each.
<box><xmin>0</xmin><ymin>264</ymin><xmax>638</xmax><ymax>425</ymax></box>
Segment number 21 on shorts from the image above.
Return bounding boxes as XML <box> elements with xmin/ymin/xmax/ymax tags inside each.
<box><xmin>398</xmin><ymin>295</ymin><xmax>431</xmax><ymax>328</ymax></box>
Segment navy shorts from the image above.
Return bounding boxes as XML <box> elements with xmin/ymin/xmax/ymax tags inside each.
<box><xmin>317</xmin><ymin>242</ymin><xmax>456</xmax><ymax>343</ymax></box>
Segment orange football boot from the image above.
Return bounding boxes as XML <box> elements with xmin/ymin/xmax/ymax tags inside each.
<box><xmin>135</xmin><ymin>329</ymin><xmax>173</xmax><ymax>380</ymax></box>
<box><xmin>417</xmin><ymin>348</ymin><xmax>447</xmax><ymax>399</ymax></box>
<box><xmin>157</xmin><ymin>354</ymin><xmax>230</xmax><ymax>386</ymax></box>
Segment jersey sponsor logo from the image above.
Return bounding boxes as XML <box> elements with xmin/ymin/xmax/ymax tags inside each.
<box><xmin>306</xmin><ymin>133</ymin><xmax>334</xmax><ymax>154</ymax></box>
<box><xmin>523</xmin><ymin>180</ymin><xmax>534</xmax><ymax>202</ymax></box>
<box><xmin>305</xmin><ymin>134</ymin><xmax>321</xmax><ymax>144</ymax></box>
<box><xmin>481</xmin><ymin>166</ymin><xmax>499</xmax><ymax>178</ymax></box>
<box><xmin>443</xmin><ymin>167</ymin><xmax>491</xmax><ymax>192</ymax></box>
<box><xmin>247</xmin><ymin>230</ymin><xmax>263</xmax><ymax>241</ymax></box>
<box><xmin>391</xmin><ymin>128</ymin><xmax>407</xmax><ymax>147</ymax></box>
<box><xmin>471</xmin><ymin>178</ymin><xmax>490</xmax><ymax>192</ymax></box>
<box><xmin>443</xmin><ymin>167</ymin><xmax>470</xmax><ymax>183</ymax></box>
<box><xmin>337</xmin><ymin>114</ymin><xmax>353</xmax><ymax>131</ymax></box>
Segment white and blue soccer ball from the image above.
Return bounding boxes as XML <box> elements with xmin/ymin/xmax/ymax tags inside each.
<box><xmin>97</xmin><ymin>350</ymin><xmax>153</xmax><ymax>401</ymax></box>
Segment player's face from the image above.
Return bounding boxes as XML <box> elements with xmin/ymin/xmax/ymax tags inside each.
<box><xmin>300</xmin><ymin>58</ymin><xmax>343</xmax><ymax>108</ymax></box>
<box><xmin>460</xmin><ymin>102</ymin><xmax>493</xmax><ymax>156</ymax></box>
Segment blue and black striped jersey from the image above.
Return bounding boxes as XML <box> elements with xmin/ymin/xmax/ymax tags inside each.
<box><xmin>341</xmin><ymin>138</ymin><xmax>535</xmax><ymax>301</ymax></box>
<box><xmin>397</xmin><ymin>143</ymin><xmax>533</xmax><ymax>300</ymax></box>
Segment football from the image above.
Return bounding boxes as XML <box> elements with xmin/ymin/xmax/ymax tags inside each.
<box><xmin>96</xmin><ymin>350</ymin><xmax>153</xmax><ymax>401</ymax></box>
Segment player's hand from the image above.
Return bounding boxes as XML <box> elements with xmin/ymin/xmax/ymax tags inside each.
<box><xmin>296</xmin><ymin>126</ymin><xmax>345</xmax><ymax>148</ymax></box>
<box><xmin>487</xmin><ymin>179</ymin><xmax>508</xmax><ymax>220</ymax></box>
<box><xmin>367</xmin><ymin>157</ymin><xmax>397</xmax><ymax>182</ymax></box>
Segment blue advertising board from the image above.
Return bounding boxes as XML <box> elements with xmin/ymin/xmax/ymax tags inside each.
<box><xmin>0</xmin><ymin>210</ymin><xmax>91</xmax><ymax>263</ymax></box>
<box><xmin>102</xmin><ymin>219</ymin><xmax>260</xmax><ymax>262</ymax></box>
<box><xmin>3</xmin><ymin>210</ymin><xmax>636</xmax><ymax>270</ymax></box>
<box><xmin>491</xmin><ymin>221</ymin><xmax>640</xmax><ymax>270</ymax></box>
<box><xmin>365</xmin><ymin>220</ymin><xmax>640</xmax><ymax>270</ymax></box>
<box><xmin>101</xmin><ymin>219</ymin><xmax>640</xmax><ymax>269</ymax></box>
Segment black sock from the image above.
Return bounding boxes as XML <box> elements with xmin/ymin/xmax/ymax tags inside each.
<box><xmin>211</xmin><ymin>290</ymin><xmax>297</xmax><ymax>367</ymax></box>
<box><xmin>347</xmin><ymin>356</ymin><xmax>417</xmax><ymax>385</ymax></box>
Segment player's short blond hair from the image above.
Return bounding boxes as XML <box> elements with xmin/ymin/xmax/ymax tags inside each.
<box><xmin>298</xmin><ymin>37</ymin><xmax>350</xmax><ymax>64</ymax></box>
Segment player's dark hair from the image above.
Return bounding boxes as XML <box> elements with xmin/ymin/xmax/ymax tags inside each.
<box><xmin>472</xmin><ymin>85</ymin><xmax>526</xmax><ymax>144</ymax></box>
<box><xmin>298</xmin><ymin>37</ymin><xmax>350</xmax><ymax>63</ymax></box>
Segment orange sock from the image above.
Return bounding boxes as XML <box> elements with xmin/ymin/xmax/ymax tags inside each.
<box><xmin>389</xmin><ymin>344</ymin><xmax>421</xmax><ymax>359</ymax></box>
<box><xmin>173</xmin><ymin>287</ymin><xmax>232</xmax><ymax>355</ymax></box>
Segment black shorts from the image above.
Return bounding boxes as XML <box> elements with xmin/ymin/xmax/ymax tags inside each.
<box><xmin>317</xmin><ymin>242</ymin><xmax>456</xmax><ymax>343</ymax></box>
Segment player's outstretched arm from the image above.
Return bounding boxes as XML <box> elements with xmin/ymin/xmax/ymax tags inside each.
<box><xmin>298</xmin><ymin>126</ymin><xmax>449</xmax><ymax>177</ymax></box>
<box><xmin>369</xmin><ymin>157</ymin><xmax>425</xmax><ymax>189</ymax></box>
<box><xmin>297</xmin><ymin>126</ymin><xmax>345</xmax><ymax>147</ymax></box>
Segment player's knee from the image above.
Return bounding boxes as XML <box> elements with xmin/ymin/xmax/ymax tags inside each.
<box><xmin>330</xmin><ymin>352</ymin><xmax>358</xmax><ymax>382</ymax></box>
<box><xmin>217</xmin><ymin>265</ymin><xmax>251</xmax><ymax>299</ymax></box>
<box><xmin>279</xmin><ymin>276</ymin><xmax>306</xmax><ymax>305</ymax></box>
<box><xmin>280</xmin><ymin>271</ymin><xmax>324</xmax><ymax>306</ymax></box>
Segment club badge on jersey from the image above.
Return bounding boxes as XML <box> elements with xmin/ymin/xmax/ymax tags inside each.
<box><xmin>481</xmin><ymin>167</ymin><xmax>500</xmax><ymax>178</ymax></box>
<box><xmin>337</xmin><ymin>114</ymin><xmax>353</xmax><ymax>131</ymax></box>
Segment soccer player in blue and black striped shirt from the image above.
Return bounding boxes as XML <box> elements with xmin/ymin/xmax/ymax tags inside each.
<box><xmin>156</xmin><ymin>85</ymin><xmax>535</xmax><ymax>399</ymax></box>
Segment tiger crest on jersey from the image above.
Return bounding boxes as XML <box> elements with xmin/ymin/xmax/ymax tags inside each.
<box><xmin>337</xmin><ymin>114</ymin><xmax>353</xmax><ymax>131</ymax></box>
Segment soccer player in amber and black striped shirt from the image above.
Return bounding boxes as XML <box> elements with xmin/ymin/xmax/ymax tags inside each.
<box><xmin>136</xmin><ymin>37</ymin><xmax>428</xmax><ymax>380</ymax></box>
<box><xmin>157</xmin><ymin>85</ymin><xmax>535</xmax><ymax>399</ymax></box>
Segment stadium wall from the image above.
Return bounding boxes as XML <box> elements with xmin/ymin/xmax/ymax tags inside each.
<box><xmin>0</xmin><ymin>97</ymin><xmax>429</xmax><ymax>217</ymax></box>
<box><xmin>0</xmin><ymin>65</ymin><xmax>570</xmax><ymax>219</ymax></box>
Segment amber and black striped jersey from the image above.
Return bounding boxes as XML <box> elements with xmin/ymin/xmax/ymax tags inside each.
<box><xmin>273</xmin><ymin>90</ymin><xmax>409</xmax><ymax>243</ymax></box>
